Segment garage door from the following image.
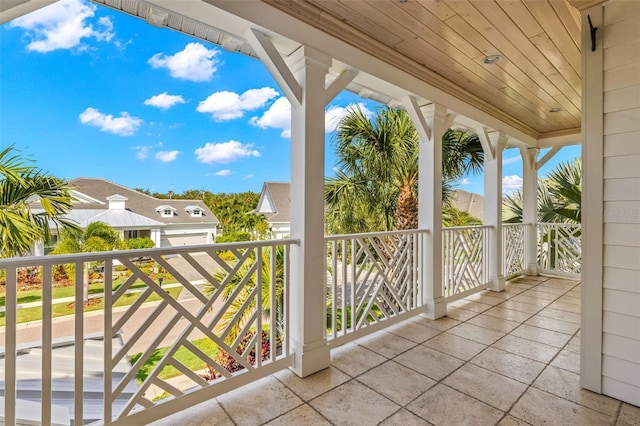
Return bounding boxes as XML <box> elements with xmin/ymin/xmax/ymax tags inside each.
<box><xmin>161</xmin><ymin>233</ymin><xmax>208</xmax><ymax>247</ymax></box>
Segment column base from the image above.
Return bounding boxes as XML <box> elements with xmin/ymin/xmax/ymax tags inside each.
<box><xmin>527</xmin><ymin>263</ymin><xmax>539</xmax><ymax>276</ymax></box>
<box><xmin>490</xmin><ymin>275</ymin><xmax>506</xmax><ymax>292</ymax></box>
<box><xmin>423</xmin><ymin>297</ymin><xmax>447</xmax><ymax>319</ymax></box>
<box><xmin>289</xmin><ymin>340</ymin><xmax>330</xmax><ymax>378</ymax></box>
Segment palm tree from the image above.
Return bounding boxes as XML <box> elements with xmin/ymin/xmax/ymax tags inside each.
<box><xmin>325</xmin><ymin>106</ymin><xmax>484</xmax><ymax>233</ymax></box>
<box><xmin>503</xmin><ymin>157</ymin><xmax>581</xmax><ymax>224</ymax></box>
<box><xmin>0</xmin><ymin>146</ymin><xmax>76</xmax><ymax>258</ymax></box>
<box><xmin>204</xmin><ymin>246</ymin><xmax>285</xmax><ymax>345</ymax></box>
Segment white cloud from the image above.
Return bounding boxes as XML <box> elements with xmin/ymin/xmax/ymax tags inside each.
<box><xmin>155</xmin><ymin>150</ymin><xmax>180</xmax><ymax>162</ymax></box>
<box><xmin>250</xmin><ymin>96</ymin><xmax>291</xmax><ymax>137</ymax></box>
<box><xmin>214</xmin><ymin>169</ymin><xmax>232</xmax><ymax>176</ymax></box>
<box><xmin>503</xmin><ymin>155</ymin><xmax>522</xmax><ymax>166</ymax></box>
<box><xmin>197</xmin><ymin>87</ymin><xmax>278</xmax><ymax>121</ymax></box>
<box><xmin>244</xmin><ymin>174</ymin><xmax>254</xmax><ymax>180</ymax></box>
<box><xmin>133</xmin><ymin>145</ymin><xmax>153</xmax><ymax>159</ymax></box>
<box><xmin>9</xmin><ymin>0</ymin><xmax>114</xmax><ymax>53</ymax></box>
<box><xmin>325</xmin><ymin>103</ymin><xmax>372</xmax><ymax>132</ymax></box>
<box><xmin>194</xmin><ymin>140</ymin><xmax>260</xmax><ymax>164</ymax></box>
<box><xmin>148</xmin><ymin>42</ymin><xmax>219</xmax><ymax>82</ymax></box>
<box><xmin>79</xmin><ymin>107</ymin><xmax>142</xmax><ymax>136</ymax></box>
<box><xmin>502</xmin><ymin>175</ymin><xmax>523</xmax><ymax>194</ymax></box>
<box><xmin>460</xmin><ymin>178</ymin><xmax>472</xmax><ymax>185</ymax></box>
<box><xmin>250</xmin><ymin>99</ymin><xmax>372</xmax><ymax>138</ymax></box>
<box><xmin>144</xmin><ymin>92</ymin><xmax>187</xmax><ymax>110</ymax></box>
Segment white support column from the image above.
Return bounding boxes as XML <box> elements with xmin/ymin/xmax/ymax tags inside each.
<box><xmin>520</xmin><ymin>147</ymin><xmax>539</xmax><ymax>275</ymax></box>
<box><xmin>483</xmin><ymin>131</ymin><xmax>507</xmax><ymax>292</ymax></box>
<box><xmin>405</xmin><ymin>98</ymin><xmax>448</xmax><ymax>319</ymax></box>
<box><xmin>286</xmin><ymin>46</ymin><xmax>333</xmax><ymax>377</ymax></box>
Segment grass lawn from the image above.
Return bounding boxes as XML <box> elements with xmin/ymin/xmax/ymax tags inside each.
<box><xmin>130</xmin><ymin>336</ymin><xmax>220</xmax><ymax>383</ymax></box>
<box><xmin>0</xmin><ymin>286</ymin><xmax>182</xmax><ymax>326</ymax></box>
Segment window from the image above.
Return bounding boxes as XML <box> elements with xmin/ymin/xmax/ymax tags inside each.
<box><xmin>126</xmin><ymin>230</ymin><xmax>138</xmax><ymax>239</ymax></box>
<box><xmin>162</xmin><ymin>209</ymin><xmax>174</xmax><ymax>217</ymax></box>
<box><xmin>190</xmin><ymin>209</ymin><xmax>202</xmax><ymax>217</ymax></box>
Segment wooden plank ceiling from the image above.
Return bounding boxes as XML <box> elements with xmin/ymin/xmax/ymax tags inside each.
<box><xmin>262</xmin><ymin>0</ymin><xmax>582</xmax><ymax>139</ymax></box>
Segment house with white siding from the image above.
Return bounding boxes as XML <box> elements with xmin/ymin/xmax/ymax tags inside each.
<box><xmin>33</xmin><ymin>178</ymin><xmax>219</xmax><ymax>254</ymax></box>
<box><xmin>255</xmin><ymin>182</ymin><xmax>291</xmax><ymax>238</ymax></box>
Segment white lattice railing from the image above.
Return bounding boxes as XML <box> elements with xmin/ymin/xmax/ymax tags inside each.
<box><xmin>442</xmin><ymin>225</ymin><xmax>491</xmax><ymax>300</ymax></box>
<box><xmin>325</xmin><ymin>230</ymin><xmax>426</xmax><ymax>346</ymax></box>
<box><xmin>0</xmin><ymin>240</ymin><xmax>296</xmax><ymax>425</ymax></box>
<box><xmin>502</xmin><ymin>223</ymin><xmax>529</xmax><ymax>279</ymax></box>
<box><xmin>537</xmin><ymin>223</ymin><xmax>582</xmax><ymax>278</ymax></box>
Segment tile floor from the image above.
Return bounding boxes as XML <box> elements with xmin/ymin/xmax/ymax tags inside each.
<box><xmin>150</xmin><ymin>276</ymin><xmax>640</xmax><ymax>426</ymax></box>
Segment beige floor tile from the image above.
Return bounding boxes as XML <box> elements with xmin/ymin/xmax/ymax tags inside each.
<box><xmin>466</xmin><ymin>292</ymin><xmax>508</xmax><ymax>305</ymax></box>
<box><xmin>443</xmin><ymin>363</ymin><xmax>528</xmax><ymax>411</ymax></box>
<box><xmin>447</xmin><ymin>322</ymin><xmax>506</xmax><ymax>345</ymax></box>
<box><xmin>500</xmin><ymin>300</ymin><xmax>545</xmax><ymax>314</ymax></box>
<box><xmin>565</xmin><ymin>336</ymin><xmax>580</xmax><ymax>353</ymax></box>
<box><xmin>331</xmin><ymin>342</ymin><xmax>387</xmax><ymax>377</ymax></box>
<box><xmin>484</xmin><ymin>306</ymin><xmax>533</xmax><ymax>323</ymax></box>
<box><xmin>533</xmin><ymin>366</ymin><xmax>621</xmax><ymax>417</ymax></box>
<box><xmin>309</xmin><ymin>380</ymin><xmax>399</xmax><ymax>426</ymax></box>
<box><xmin>357</xmin><ymin>360</ymin><xmax>436</xmax><ymax>405</ymax></box>
<box><xmin>618</xmin><ymin>403</ymin><xmax>640</xmax><ymax>425</ymax></box>
<box><xmin>498</xmin><ymin>415</ymin><xmax>531</xmax><ymax>425</ymax></box>
<box><xmin>411</xmin><ymin>315</ymin><xmax>460</xmax><ymax>331</ymax></box>
<box><xmin>470</xmin><ymin>346</ymin><xmax>546</xmax><ymax>384</ymax></box>
<box><xmin>423</xmin><ymin>331</ymin><xmax>487</xmax><ymax>361</ymax></box>
<box><xmin>537</xmin><ymin>307</ymin><xmax>581</xmax><ymax>324</ymax></box>
<box><xmin>510</xmin><ymin>387</ymin><xmax>615</xmax><ymax>425</ymax></box>
<box><xmin>407</xmin><ymin>383</ymin><xmax>504</xmax><ymax>426</ymax></box>
<box><xmin>510</xmin><ymin>324</ymin><xmax>572</xmax><ymax>348</ymax></box>
<box><xmin>379</xmin><ymin>409</ymin><xmax>430</xmax><ymax>425</ymax></box>
<box><xmin>148</xmin><ymin>399</ymin><xmax>233</xmax><ymax>426</ymax></box>
<box><xmin>386</xmin><ymin>320</ymin><xmax>442</xmax><ymax>343</ymax></box>
<box><xmin>567</xmin><ymin>289</ymin><xmax>581</xmax><ymax>298</ymax></box>
<box><xmin>394</xmin><ymin>345</ymin><xmax>464</xmax><ymax>380</ymax></box>
<box><xmin>524</xmin><ymin>315</ymin><xmax>580</xmax><ymax>335</ymax></box>
<box><xmin>446</xmin><ymin>306</ymin><xmax>479</xmax><ymax>321</ymax></box>
<box><xmin>510</xmin><ymin>294</ymin><xmax>554</xmax><ymax>306</ymax></box>
<box><xmin>492</xmin><ymin>335</ymin><xmax>560</xmax><ymax>363</ymax></box>
<box><xmin>530</xmin><ymin>285</ymin><xmax>570</xmax><ymax>295</ymax></box>
<box><xmin>448</xmin><ymin>299</ymin><xmax>493</xmax><ymax>313</ymax></box>
<box><xmin>266</xmin><ymin>404</ymin><xmax>331</xmax><ymax>426</ymax></box>
<box><xmin>358</xmin><ymin>331</ymin><xmax>417</xmax><ymax>359</ymax></box>
<box><xmin>468</xmin><ymin>313</ymin><xmax>521</xmax><ymax>333</ymax></box>
<box><xmin>217</xmin><ymin>376</ymin><xmax>303</xmax><ymax>425</ymax></box>
<box><xmin>275</xmin><ymin>366</ymin><xmax>351</xmax><ymax>401</ymax></box>
<box><xmin>551</xmin><ymin>349</ymin><xmax>580</xmax><ymax>374</ymax></box>
<box><xmin>547</xmin><ymin>300</ymin><xmax>581</xmax><ymax>313</ymax></box>
<box><xmin>543</xmin><ymin>278</ymin><xmax>579</xmax><ymax>289</ymax></box>
<box><xmin>556</xmin><ymin>295</ymin><xmax>581</xmax><ymax>306</ymax></box>
<box><xmin>503</xmin><ymin>286</ymin><xmax>527</xmax><ymax>295</ymax></box>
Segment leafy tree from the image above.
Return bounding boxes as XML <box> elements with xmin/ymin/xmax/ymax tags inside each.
<box><xmin>123</xmin><ymin>237</ymin><xmax>155</xmax><ymax>250</ymax></box>
<box><xmin>503</xmin><ymin>157</ymin><xmax>581</xmax><ymax>224</ymax></box>
<box><xmin>0</xmin><ymin>146</ymin><xmax>77</xmax><ymax>258</ymax></box>
<box><xmin>325</xmin><ymin>106</ymin><xmax>484</xmax><ymax>234</ymax></box>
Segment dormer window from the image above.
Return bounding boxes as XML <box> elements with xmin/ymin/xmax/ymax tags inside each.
<box><xmin>185</xmin><ymin>205</ymin><xmax>204</xmax><ymax>218</ymax></box>
<box><xmin>155</xmin><ymin>205</ymin><xmax>176</xmax><ymax>218</ymax></box>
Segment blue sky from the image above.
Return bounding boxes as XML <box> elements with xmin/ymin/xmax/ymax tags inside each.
<box><xmin>0</xmin><ymin>0</ymin><xmax>580</xmax><ymax>196</ymax></box>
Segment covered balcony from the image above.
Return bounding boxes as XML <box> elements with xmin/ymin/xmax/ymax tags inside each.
<box><xmin>1</xmin><ymin>0</ymin><xmax>638</xmax><ymax>425</ymax></box>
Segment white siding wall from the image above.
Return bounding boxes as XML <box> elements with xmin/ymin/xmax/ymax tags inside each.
<box><xmin>601</xmin><ymin>0</ymin><xmax>640</xmax><ymax>406</ymax></box>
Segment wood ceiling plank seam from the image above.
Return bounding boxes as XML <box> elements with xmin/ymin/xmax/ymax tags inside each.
<box><xmin>341</xmin><ymin>0</ymin><xmax>531</xmax><ymax>102</ymax></box>
<box><xmin>275</xmin><ymin>0</ymin><xmax>322</xmax><ymax>25</ymax></box>
<box><xmin>444</xmin><ymin>12</ymin><xmax>564</xmax><ymax>103</ymax></box>
<box><xmin>500</xmin><ymin>86</ymin><xmax>574</xmax><ymax>130</ymax></box>
<box><xmin>384</xmin><ymin>0</ymin><xmax>483</xmax><ymax>59</ymax></box>
<box><xmin>522</xmin><ymin>0</ymin><xmax>582</xmax><ymax>74</ymax></box>
<box><xmin>494</xmin><ymin>0</ymin><xmax>545</xmax><ymax>38</ymax></box>
<box><xmin>440</xmin><ymin>0</ymin><xmax>576</xmax><ymax>115</ymax></box>
<box><xmin>415</xmin><ymin>0</ymin><xmax>458</xmax><ymax>21</ymax></box>
<box><xmin>262</xmin><ymin>0</ymin><xmax>541</xmax><ymax>137</ymax></box>
<box><xmin>472</xmin><ymin>0</ymin><xmax>563</xmax><ymax>75</ymax></box>
<box><xmin>313</xmin><ymin>0</ymin><xmax>403</xmax><ymax>46</ymax></box>
<box><xmin>529</xmin><ymin>32</ymin><xmax>582</xmax><ymax>93</ymax></box>
<box><xmin>553</xmin><ymin>94</ymin><xmax>583</xmax><ymax>122</ymax></box>
<box><xmin>442</xmin><ymin>0</ymin><xmax>558</xmax><ymax>77</ymax></box>
<box><xmin>548</xmin><ymin>73</ymin><xmax>582</xmax><ymax>111</ymax></box>
<box><xmin>548</xmin><ymin>0</ymin><xmax>582</xmax><ymax>49</ymax></box>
